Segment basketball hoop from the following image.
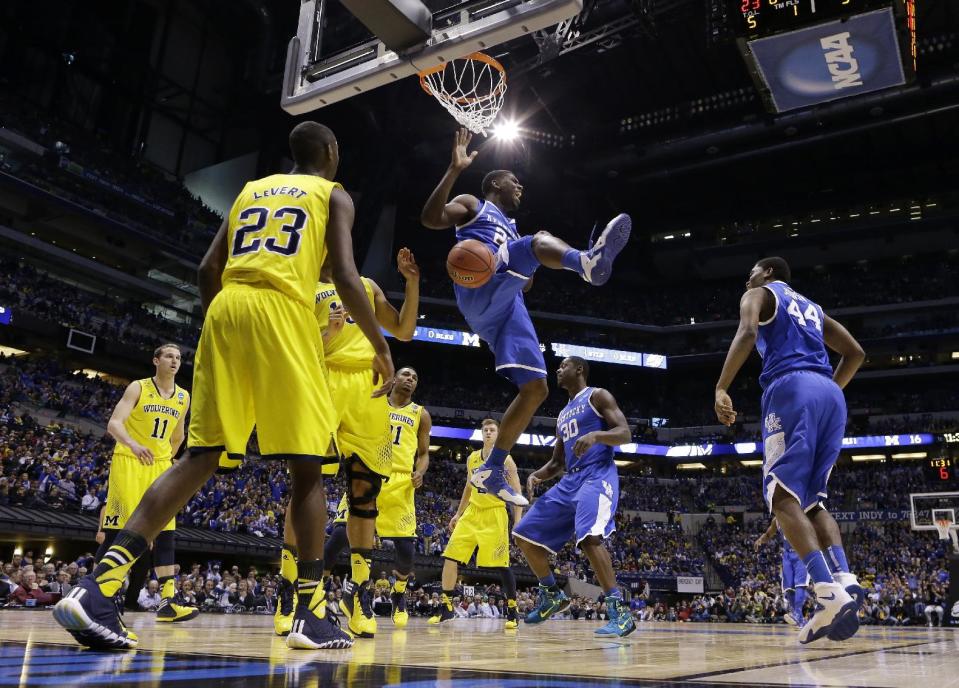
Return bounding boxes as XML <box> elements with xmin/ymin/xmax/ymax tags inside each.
<box><xmin>419</xmin><ymin>52</ymin><xmax>507</xmax><ymax>135</ymax></box>
<box><xmin>935</xmin><ymin>518</ymin><xmax>953</xmax><ymax>541</ymax></box>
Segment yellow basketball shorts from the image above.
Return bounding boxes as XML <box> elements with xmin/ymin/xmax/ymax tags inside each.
<box><xmin>189</xmin><ymin>284</ymin><xmax>337</xmax><ymax>463</ymax></box>
<box><xmin>375</xmin><ymin>472</ymin><xmax>416</xmax><ymax>538</ymax></box>
<box><xmin>442</xmin><ymin>504</ymin><xmax>510</xmax><ymax>568</ymax></box>
<box><xmin>103</xmin><ymin>452</ymin><xmax>175</xmax><ymax>531</ymax></box>
<box><xmin>323</xmin><ymin>366</ymin><xmax>392</xmax><ymax>477</ymax></box>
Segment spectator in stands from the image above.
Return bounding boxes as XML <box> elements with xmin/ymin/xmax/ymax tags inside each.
<box><xmin>10</xmin><ymin>570</ymin><xmax>54</xmax><ymax>606</ymax></box>
<box><xmin>138</xmin><ymin>580</ymin><xmax>162</xmax><ymax>611</ymax></box>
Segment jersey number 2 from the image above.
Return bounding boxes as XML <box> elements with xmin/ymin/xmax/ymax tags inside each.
<box><xmin>151</xmin><ymin>418</ymin><xmax>169</xmax><ymax>439</ymax></box>
<box><xmin>786</xmin><ymin>299</ymin><xmax>822</xmax><ymax>332</ymax></box>
<box><xmin>232</xmin><ymin>206</ymin><xmax>308</xmax><ymax>257</ymax></box>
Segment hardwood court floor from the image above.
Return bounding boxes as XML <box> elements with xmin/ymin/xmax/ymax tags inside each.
<box><xmin>0</xmin><ymin>609</ymin><xmax>957</xmax><ymax>687</ymax></box>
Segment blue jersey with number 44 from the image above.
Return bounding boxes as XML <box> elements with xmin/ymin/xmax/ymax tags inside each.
<box><xmin>756</xmin><ymin>281</ymin><xmax>833</xmax><ymax>390</ymax></box>
<box><xmin>557</xmin><ymin>387</ymin><xmax>614</xmax><ymax>472</ymax></box>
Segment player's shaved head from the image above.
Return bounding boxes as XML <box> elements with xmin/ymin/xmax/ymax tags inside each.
<box><xmin>568</xmin><ymin>356</ymin><xmax>589</xmax><ymax>379</ymax></box>
<box><xmin>289</xmin><ymin>121</ymin><xmax>337</xmax><ymax>168</ymax></box>
<box><xmin>481</xmin><ymin>169</ymin><xmax>512</xmax><ymax>195</ymax></box>
<box><xmin>756</xmin><ymin>256</ymin><xmax>791</xmax><ymax>282</ymax></box>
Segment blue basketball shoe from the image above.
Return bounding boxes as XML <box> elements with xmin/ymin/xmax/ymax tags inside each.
<box><xmin>595</xmin><ymin>597</ymin><xmax>637</xmax><ymax>638</ymax></box>
<box><xmin>581</xmin><ymin>213</ymin><xmax>632</xmax><ymax>286</ymax></box>
<box><xmin>52</xmin><ymin>575</ymin><xmax>138</xmax><ymax>650</ymax></box>
<box><xmin>470</xmin><ymin>464</ymin><xmax>528</xmax><ymax>507</ymax></box>
<box><xmin>524</xmin><ymin>585</ymin><xmax>570</xmax><ymax>624</ymax></box>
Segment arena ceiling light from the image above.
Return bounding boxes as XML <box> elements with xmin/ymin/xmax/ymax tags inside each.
<box><xmin>739</xmin><ymin>460</ymin><xmax>763</xmax><ymax>467</ymax></box>
<box><xmin>492</xmin><ymin>120</ymin><xmax>520</xmax><ymax>141</ymax></box>
<box><xmin>891</xmin><ymin>452</ymin><xmax>927</xmax><ymax>460</ymax></box>
<box><xmin>676</xmin><ymin>462</ymin><xmax>707</xmax><ymax>470</ymax></box>
<box><xmin>852</xmin><ymin>454</ymin><xmax>886</xmax><ymax>462</ymax></box>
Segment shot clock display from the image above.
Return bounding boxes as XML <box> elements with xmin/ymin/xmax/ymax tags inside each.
<box><xmin>734</xmin><ymin>0</ymin><xmax>895</xmax><ymax>38</ymax></box>
<box><xmin>929</xmin><ymin>458</ymin><xmax>955</xmax><ymax>483</ymax></box>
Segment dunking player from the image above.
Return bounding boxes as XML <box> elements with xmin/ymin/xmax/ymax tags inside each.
<box><xmin>755</xmin><ymin>518</ymin><xmax>808</xmax><ymax>628</ymax></box>
<box><xmin>54</xmin><ymin>121</ymin><xmax>394</xmax><ymax>651</ymax></box>
<box><xmin>321</xmin><ymin>367</ymin><xmax>431</xmax><ymax>631</ymax></box>
<box><xmin>513</xmin><ymin>356</ymin><xmax>636</xmax><ymax>637</ymax></box>
<box><xmin>271</xmin><ymin>249</ymin><xmax>421</xmax><ymax>639</ymax></box>
<box><xmin>428</xmin><ymin>418</ymin><xmax>521</xmax><ymax>630</ymax></box>
<box><xmin>421</xmin><ymin>128</ymin><xmax>631</xmax><ymax>506</ymax></box>
<box><xmin>96</xmin><ymin>343</ymin><xmax>197</xmax><ymax>623</ymax></box>
<box><xmin>714</xmin><ymin>257</ymin><xmax>865</xmax><ymax>645</ymax></box>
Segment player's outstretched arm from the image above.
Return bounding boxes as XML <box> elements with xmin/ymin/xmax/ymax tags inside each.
<box><xmin>412</xmin><ymin>408</ymin><xmax>432</xmax><ymax>488</ymax></box>
<box><xmin>107</xmin><ymin>381</ymin><xmax>154</xmax><ymax>464</ymax></box>
<box><xmin>572</xmin><ymin>389</ymin><xmax>632</xmax><ymax>458</ymax></box>
<box><xmin>371</xmin><ymin>248</ymin><xmax>420</xmax><ymax>341</ymax></box>
<box><xmin>714</xmin><ymin>288</ymin><xmax>768</xmax><ymax>426</ymax></box>
<box><xmin>420</xmin><ymin>128</ymin><xmax>481</xmax><ymax>229</ymax></box>
<box><xmin>823</xmin><ymin>314</ymin><xmax>865</xmax><ymax>390</ymax></box>
<box><xmin>504</xmin><ymin>456</ymin><xmax>524</xmax><ymax>523</ymax></box>
<box><xmin>327</xmin><ymin>187</ymin><xmax>395</xmax><ymax>395</ymax></box>
<box><xmin>198</xmin><ymin>218</ymin><xmax>229</xmax><ymax>314</ymax></box>
<box><xmin>754</xmin><ymin>518</ymin><xmax>778</xmax><ymax>550</ymax></box>
<box><xmin>528</xmin><ymin>438</ymin><xmax>566</xmax><ymax>496</ymax></box>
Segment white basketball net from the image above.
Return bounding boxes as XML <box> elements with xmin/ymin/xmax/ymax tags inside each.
<box><xmin>419</xmin><ymin>53</ymin><xmax>507</xmax><ymax>135</ymax></box>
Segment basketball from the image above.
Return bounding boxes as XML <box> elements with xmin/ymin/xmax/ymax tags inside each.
<box><xmin>447</xmin><ymin>239</ymin><xmax>495</xmax><ymax>288</ymax></box>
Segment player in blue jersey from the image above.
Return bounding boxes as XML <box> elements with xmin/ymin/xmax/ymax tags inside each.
<box><xmin>715</xmin><ymin>257</ymin><xmax>866</xmax><ymax>645</ymax></box>
<box><xmin>421</xmin><ymin>129</ymin><xmax>631</xmax><ymax>507</ymax></box>
<box><xmin>756</xmin><ymin>517</ymin><xmax>808</xmax><ymax>628</ymax></box>
<box><xmin>512</xmin><ymin>356</ymin><xmax>635</xmax><ymax>637</ymax></box>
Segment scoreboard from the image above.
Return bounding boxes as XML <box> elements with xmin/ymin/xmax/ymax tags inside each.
<box><xmin>929</xmin><ymin>458</ymin><xmax>957</xmax><ymax>484</ymax></box>
<box><xmin>733</xmin><ymin>0</ymin><xmax>897</xmax><ymax>38</ymax></box>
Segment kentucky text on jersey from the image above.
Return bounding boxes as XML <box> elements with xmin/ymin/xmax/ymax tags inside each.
<box><xmin>141</xmin><ymin>404</ymin><xmax>181</xmax><ymax>419</ymax></box>
<box><xmin>455</xmin><ymin>200</ymin><xmax>520</xmax><ymax>250</ymax></box>
<box><xmin>559</xmin><ymin>386</ymin><xmax>614</xmax><ymax>471</ymax></box>
<box><xmin>251</xmin><ymin>186</ymin><xmax>308</xmax><ymax>200</ymax></box>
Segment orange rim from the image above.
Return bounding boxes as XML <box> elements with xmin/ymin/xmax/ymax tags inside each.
<box><xmin>419</xmin><ymin>51</ymin><xmax>507</xmax><ymax>104</ymax></box>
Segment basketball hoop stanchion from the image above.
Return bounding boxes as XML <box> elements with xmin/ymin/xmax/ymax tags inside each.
<box><xmin>419</xmin><ymin>52</ymin><xmax>507</xmax><ymax>135</ymax></box>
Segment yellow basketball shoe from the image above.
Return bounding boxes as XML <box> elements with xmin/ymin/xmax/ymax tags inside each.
<box><xmin>339</xmin><ymin>579</ymin><xmax>375</xmax><ymax>638</ymax></box>
<box><xmin>155</xmin><ymin>600</ymin><xmax>200</xmax><ymax>623</ymax></box>
<box><xmin>391</xmin><ymin>585</ymin><xmax>409</xmax><ymax>628</ymax></box>
<box><xmin>273</xmin><ymin>579</ymin><xmax>297</xmax><ymax>636</ymax></box>
<box><xmin>505</xmin><ymin>600</ymin><xmax>519</xmax><ymax>630</ymax></box>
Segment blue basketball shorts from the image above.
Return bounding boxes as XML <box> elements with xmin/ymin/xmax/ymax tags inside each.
<box><xmin>454</xmin><ymin>235</ymin><xmax>546</xmax><ymax>386</ymax></box>
<box><xmin>781</xmin><ymin>548</ymin><xmax>809</xmax><ymax>591</ymax></box>
<box><xmin>512</xmin><ymin>461</ymin><xmax>619</xmax><ymax>555</ymax></box>
<box><xmin>760</xmin><ymin>370</ymin><xmax>846</xmax><ymax>513</ymax></box>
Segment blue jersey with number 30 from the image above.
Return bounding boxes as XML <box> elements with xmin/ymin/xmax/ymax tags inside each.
<box><xmin>756</xmin><ymin>281</ymin><xmax>833</xmax><ymax>390</ymax></box>
<box><xmin>557</xmin><ymin>387</ymin><xmax>614</xmax><ymax>472</ymax></box>
<box><xmin>455</xmin><ymin>200</ymin><xmax>521</xmax><ymax>254</ymax></box>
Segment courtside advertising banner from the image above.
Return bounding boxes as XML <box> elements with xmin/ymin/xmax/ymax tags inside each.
<box><xmin>749</xmin><ymin>8</ymin><xmax>906</xmax><ymax>112</ymax></box>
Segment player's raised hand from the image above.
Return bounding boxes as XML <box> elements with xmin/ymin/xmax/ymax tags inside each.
<box><xmin>714</xmin><ymin>389</ymin><xmax>737</xmax><ymax>426</ymax></box>
<box><xmin>327</xmin><ymin>304</ymin><xmax>347</xmax><ymax>337</ymax></box>
<box><xmin>527</xmin><ymin>473</ymin><xmax>542</xmax><ymax>497</ymax></box>
<box><xmin>397</xmin><ymin>247</ymin><xmax>420</xmax><ymax>282</ymax></box>
<box><xmin>450</xmin><ymin>127</ymin><xmax>479</xmax><ymax>171</ymax></box>
<box><xmin>573</xmin><ymin>432</ymin><xmax>598</xmax><ymax>458</ymax></box>
<box><xmin>371</xmin><ymin>348</ymin><xmax>396</xmax><ymax>398</ymax></box>
<box><xmin>131</xmin><ymin>442</ymin><xmax>154</xmax><ymax>465</ymax></box>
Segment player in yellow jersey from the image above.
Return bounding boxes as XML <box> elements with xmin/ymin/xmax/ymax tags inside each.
<box><xmin>274</xmin><ymin>248</ymin><xmax>421</xmax><ymax>639</ymax></box>
<box><xmin>320</xmin><ymin>367</ymin><xmax>432</xmax><ymax>630</ymax></box>
<box><xmin>55</xmin><ymin>121</ymin><xmax>394</xmax><ymax>652</ymax></box>
<box><xmin>95</xmin><ymin>343</ymin><xmax>197</xmax><ymax>624</ymax></box>
<box><xmin>429</xmin><ymin>418</ymin><xmax>522</xmax><ymax>630</ymax></box>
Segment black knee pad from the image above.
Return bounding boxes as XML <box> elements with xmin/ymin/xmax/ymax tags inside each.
<box><xmin>153</xmin><ymin>530</ymin><xmax>176</xmax><ymax>568</ymax></box>
<box><xmin>344</xmin><ymin>454</ymin><xmax>382</xmax><ymax>519</ymax></box>
<box><xmin>393</xmin><ymin>538</ymin><xmax>415</xmax><ymax>575</ymax></box>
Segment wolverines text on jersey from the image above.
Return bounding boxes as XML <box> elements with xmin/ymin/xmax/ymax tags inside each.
<box><xmin>315</xmin><ymin>278</ymin><xmax>376</xmax><ymax>369</ymax></box>
<box><xmin>387</xmin><ymin>401</ymin><xmax>423</xmax><ymax>474</ymax></box>
<box><xmin>116</xmin><ymin>378</ymin><xmax>189</xmax><ymax>463</ymax></box>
